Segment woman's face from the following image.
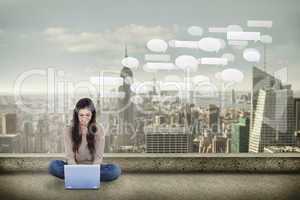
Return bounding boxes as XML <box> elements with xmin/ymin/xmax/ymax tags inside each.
<box><xmin>78</xmin><ymin>108</ymin><xmax>92</xmax><ymax>127</ymax></box>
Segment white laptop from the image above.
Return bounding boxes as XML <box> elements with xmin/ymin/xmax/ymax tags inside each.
<box><xmin>64</xmin><ymin>164</ymin><xmax>101</xmax><ymax>189</ymax></box>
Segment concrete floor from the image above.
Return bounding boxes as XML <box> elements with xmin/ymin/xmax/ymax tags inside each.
<box><xmin>0</xmin><ymin>173</ymin><xmax>299</xmax><ymax>200</ymax></box>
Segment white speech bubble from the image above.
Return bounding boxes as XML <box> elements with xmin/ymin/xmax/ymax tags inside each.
<box><xmin>100</xmin><ymin>91</ymin><xmax>125</xmax><ymax>98</ymax></box>
<box><xmin>260</xmin><ymin>35</ymin><xmax>272</xmax><ymax>44</ymax></box>
<box><xmin>121</xmin><ymin>57</ymin><xmax>139</xmax><ymax>69</ymax></box>
<box><xmin>178</xmin><ymin>81</ymin><xmax>194</xmax><ymax>91</ymax></box>
<box><xmin>215</xmin><ymin>72</ymin><xmax>222</xmax><ymax>80</ymax></box>
<box><xmin>192</xmin><ymin>75</ymin><xmax>210</xmax><ymax>84</ymax></box>
<box><xmin>90</xmin><ymin>76</ymin><xmax>123</xmax><ymax>86</ymax></box>
<box><xmin>243</xmin><ymin>48</ymin><xmax>260</xmax><ymax>62</ymax></box>
<box><xmin>209</xmin><ymin>25</ymin><xmax>243</xmax><ymax>33</ymax></box>
<box><xmin>222</xmin><ymin>53</ymin><xmax>235</xmax><ymax>62</ymax></box>
<box><xmin>221</xmin><ymin>68</ymin><xmax>244</xmax><ymax>82</ymax></box>
<box><xmin>228</xmin><ymin>40</ymin><xmax>249</xmax><ymax>46</ymax></box>
<box><xmin>143</xmin><ymin>62</ymin><xmax>177</xmax><ymax>71</ymax></box>
<box><xmin>199</xmin><ymin>57</ymin><xmax>228</xmax><ymax>65</ymax></box>
<box><xmin>164</xmin><ymin>75</ymin><xmax>181</xmax><ymax>82</ymax></box>
<box><xmin>175</xmin><ymin>55</ymin><xmax>198</xmax><ymax>71</ymax></box>
<box><xmin>228</xmin><ymin>40</ymin><xmax>248</xmax><ymax>50</ymax></box>
<box><xmin>219</xmin><ymin>39</ymin><xmax>226</xmax><ymax>49</ymax></box>
<box><xmin>147</xmin><ymin>39</ymin><xmax>168</xmax><ymax>53</ymax></box>
<box><xmin>227</xmin><ymin>25</ymin><xmax>243</xmax><ymax>32</ymax></box>
<box><xmin>208</xmin><ymin>27</ymin><xmax>228</xmax><ymax>33</ymax></box>
<box><xmin>145</xmin><ymin>54</ymin><xmax>171</xmax><ymax>62</ymax></box>
<box><xmin>168</xmin><ymin>40</ymin><xmax>199</xmax><ymax>49</ymax></box>
<box><xmin>198</xmin><ymin>37</ymin><xmax>222</xmax><ymax>52</ymax></box>
<box><xmin>187</xmin><ymin>26</ymin><xmax>203</xmax><ymax>36</ymax></box>
<box><xmin>160</xmin><ymin>81</ymin><xmax>183</xmax><ymax>91</ymax></box>
<box><xmin>131</xmin><ymin>81</ymin><xmax>155</xmax><ymax>93</ymax></box>
<box><xmin>247</xmin><ymin>20</ymin><xmax>272</xmax><ymax>28</ymax></box>
<box><xmin>227</xmin><ymin>32</ymin><xmax>260</xmax><ymax>42</ymax></box>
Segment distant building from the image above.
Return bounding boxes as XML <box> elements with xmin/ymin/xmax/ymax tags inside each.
<box><xmin>231</xmin><ymin>117</ymin><xmax>250</xmax><ymax>153</ymax></box>
<box><xmin>208</xmin><ymin>104</ymin><xmax>220</xmax><ymax>133</ymax></box>
<box><xmin>118</xmin><ymin>45</ymin><xmax>134</xmax><ymax>138</ymax></box>
<box><xmin>295</xmin><ymin>98</ymin><xmax>300</xmax><ymax>132</ymax></box>
<box><xmin>145</xmin><ymin>127</ymin><xmax>192</xmax><ymax>153</ymax></box>
<box><xmin>251</xmin><ymin>66</ymin><xmax>282</xmax><ymax>132</ymax></box>
<box><xmin>0</xmin><ymin>134</ymin><xmax>20</xmax><ymax>153</ymax></box>
<box><xmin>264</xmin><ymin>145</ymin><xmax>300</xmax><ymax>153</ymax></box>
<box><xmin>212</xmin><ymin>135</ymin><xmax>230</xmax><ymax>153</ymax></box>
<box><xmin>198</xmin><ymin>134</ymin><xmax>213</xmax><ymax>153</ymax></box>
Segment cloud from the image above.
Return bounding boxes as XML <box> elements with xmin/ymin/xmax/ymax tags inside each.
<box><xmin>44</xmin><ymin>24</ymin><xmax>177</xmax><ymax>55</ymax></box>
<box><xmin>44</xmin><ymin>27</ymin><xmax>66</xmax><ymax>35</ymax></box>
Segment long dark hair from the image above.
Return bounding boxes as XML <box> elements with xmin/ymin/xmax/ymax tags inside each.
<box><xmin>71</xmin><ymin>98</ymin><xmax>97</xmax><ymax>161</ymax></box>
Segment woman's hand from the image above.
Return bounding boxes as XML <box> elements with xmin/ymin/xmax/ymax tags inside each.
<box><xmin>80</xmin><ymin>126</ymin><xmax>88</xmax><ymax>135</ymax></box>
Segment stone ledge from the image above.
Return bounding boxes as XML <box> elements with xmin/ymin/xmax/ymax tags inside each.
<box><xmin>0</xmin><ymin>153</ymin><xmax>299</xmax><ymax>173</ymax></box>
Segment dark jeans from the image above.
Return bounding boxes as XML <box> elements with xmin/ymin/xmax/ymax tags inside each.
<box><xmin>48</xmin><ymin>160</ymin><xmax>122</xmax><ymax>182</ymax></box>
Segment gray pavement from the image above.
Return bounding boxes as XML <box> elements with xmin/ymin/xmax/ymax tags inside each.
<box><xmin>0</xmin><ymin>173</ymin><xmax>299</xmax><ymax>200</ymax></box>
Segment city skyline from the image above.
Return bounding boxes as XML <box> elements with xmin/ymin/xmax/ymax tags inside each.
<box><xmin>0</xmin><ymin>0</ymin><xmax>300</xmax><ymax>94</ymax></box>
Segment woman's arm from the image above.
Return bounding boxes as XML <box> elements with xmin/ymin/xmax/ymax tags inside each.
<box><xmin>93</xmin><ymin>126</ymin><xmax>105</xmax><ymax>165</ymax></box>
<box><xmin>64</xmin><ymin>126</ymin><xmax>77</xmax><ymax>164</ymax></box>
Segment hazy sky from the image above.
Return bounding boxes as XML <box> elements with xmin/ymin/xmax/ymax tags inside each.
<box><xmin>0</xmin><ymin>0</ymin><xmax>299</xmax><ymax>94</ymax></box>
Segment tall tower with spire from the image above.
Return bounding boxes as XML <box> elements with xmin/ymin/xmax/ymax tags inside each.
<box><xmin>118</xmin><ymin>45</ymin><xmax>134</xmax><ymax>139</ymax></box>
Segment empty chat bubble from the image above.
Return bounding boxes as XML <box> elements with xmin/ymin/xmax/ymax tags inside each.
<box><xmin>198</xmin><ymin>37</ymin><xmax>222</xmax><ymax>52</ymax></box>
<box><xmin>209</xmin><ymin>25</ymin><xmax>243</xmax><ymax>33</ymax></box>
<box><xmin>228</xmin><ymin>40</ymin><xmax>248</xmax><ymax>46</ymax></box>
<box><xmin>227</xmin><ymin>32</ymin><xmax>260</xmax><ymax>42</ymax></box>
<box><xmin>222</xmin><ymin>53</ymin><xmax>235</xmax><ymax>62</ymax></box>
<box><xmin>192</xmin><ymin>75</ymin><xmax>210</xmax><ymax>84</ymax></box>
<box><xmin>187</xmin><ymin>26</ymin><xmax>203</xmax><ymax>36</ymax></box>
<box><xmin>143</xmin><ymin>62</ymin><xmax>177</xmax><ymax>71</ymax></box>
<box><xmin>121</xmin><ymin>57</ymin><xmax>139</xmax><ymax>69</ymax></box>
<box><xmin>221</xmin><ymin>68</ymin><xmax>244</xmax><ymax>82</ymax></box>
<box><xmin>99</xmin><ymin>91</ymin><xmax>125</xmax><ymax>98</ymax></box>
<box><xmin>175</xmin><ymin>55</ymin><xmax>198</xmax><ymax>71</ymax></box>
<box><xmin>228</xmin><ymin>40</ymin><xmax>248</xmax><ymax>50</ymax></box>
<box><xmin>260</xmin><ymin>35</ymin><xmax>272</xmax><ymax>44</ymax></box>
<box><xmin>208</xmin><ymin>27</ymin><xmax>228</xmax><ymax>33</ymax></box>
<box><xmin>132</xmin><ymin>81</ymin><xmax>155</xmax><ymax>94</ymax></box>
<box><xmin>219</xmin><ymin>39</ymin><xmax>226</xmax><ymax>49</ymax></box>
<box><xmin>178</xmin><ymin>81</ymin><xmax>193</xmax><ymax>91</ymax></box>
<box><xmin>247</xmin><ymin>20</ymin><xmax>272</xmax><ymax>28</ymax></box>
<box><xmin>215</xmin><ymin>72</ymin><xmax>222</xmax><ymax>80</ymax></box>
<box><xmin>168</xmin><ymin>40</ymin><xmax>199</xmax><ymax>49</ymax></box>
<box><xmin>227</xmin><ymin>25</ymin><xmax>243</xmax><ymax>32</ymax></box>
<box><xmin>168</xmin><ymin>40</ymin><xmax>176</xmax><ymax>47</ymax></box>
<box><xmin>243</xmin><ymin>48</ymin><xmax>260</xmax><ymax>62</ymax></box>
<box><xmin>160</xmin><ymin>81</ymin><xmax>183</xmax><ymax>91</ymax></box>
<box><xmin>147</xmin><ymin>39</ymin><xmax>168</xmax><ymax>53</ymax></box>
<box><xmin>193</xmin><ymin>82</ymin><xmax>218</xmax><ymax>97</ymax></box>
<box><xmin>90</xmin><ymin>76</ymin><xmax>123</xmax><ymax>86</ymax></box>
<box><xmin>164</xmin><ymin>75</ymin><xmax>181</xmax><ymax>82</ymax></box>
<box><xmin>145</xmin><ymin>54</ymin><xmax>171</xmax><ymax>62</ymax></box>
<box><xmin>199</xmin><ymin>57</ymin><xmax>228</xmax><ymax>65</ymax></box>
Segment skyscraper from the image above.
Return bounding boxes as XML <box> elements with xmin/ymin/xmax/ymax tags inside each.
<box><xmin>231</xmin><ymin>117</ymin><xmax>250</xmax><ymax>153</ymax></box>
<box><xmin>118</xmin><ymin>45</ymin><xmax>135</xmax><ymax>146</ymax></box>
<box><xmin>251</xmin><ymin>67</ymin><xmax>283</xmax><ymax>130</ymax></box>
<box><xmin>249</xmin><ymin>87</ymin><xmax>296</xmax><ymax>153</ymax></box>
<box><xmin>295</xmin><ymin>98</ymin><xmax>300</xmax><ymax>132</ymax></box>
<box><xmin>294</xmin><ymin>98</ymin><xmax>300</xmax><ymax>146</ymax></box>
